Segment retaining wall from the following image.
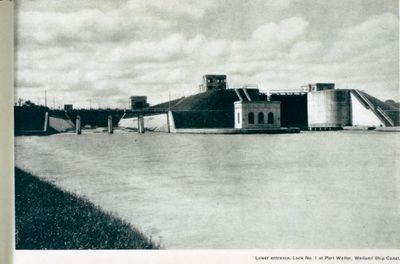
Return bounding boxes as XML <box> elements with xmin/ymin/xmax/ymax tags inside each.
<box><xmin>118</xmin><ymin>113</ymin><xmax>170</xmax><ymax>132</ymax></box>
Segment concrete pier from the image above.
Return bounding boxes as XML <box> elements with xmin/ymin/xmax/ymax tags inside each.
<box><xmin>138</xmin><ymin>116</ymin><xmax>145</xmax><ymax>133</ymax></box>
<box><xmin>43</xmin><ymin>112</ymin><xmax>49</xmax><ymax>132</ymax></box>
<box><xmin>108</xmin><ymin>115</ymin><xmax>113</xmax><ymax>134</ymax></box>
<box><xmin>166</xmin><ymin>112</ymin><xmax>171</xmax><ymax>133</ymax></box>
<box><xmin>76</xmin><ymin>116</ymin><xmax>81</xmax><ymax>134</ymax></box>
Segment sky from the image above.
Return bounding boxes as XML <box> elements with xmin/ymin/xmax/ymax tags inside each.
<box><xmin>15</xmin><ymin>0</ymin><xmax>399</xmax><ymax>109</ymax></box>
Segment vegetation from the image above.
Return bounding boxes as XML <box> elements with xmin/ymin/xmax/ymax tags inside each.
<box><xmin>385</xmin><ymin>99</ymin><xmax>400</xmax><ymax>109</ymax></box>
<box><xmin>149</xmin><ymin>89</ymin><xmax>239</xmax><ymax>128</ymax></box>
<box><xmin>15</xmin><ymin>167</ymin><xmax>159</xmax><ymax>249</ymax></box>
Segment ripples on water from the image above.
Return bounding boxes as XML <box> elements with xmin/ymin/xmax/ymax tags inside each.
<box><xmin>15</xmin><ymin>130</ymin><xmax>400</xmax><ymax>248</ymax></box>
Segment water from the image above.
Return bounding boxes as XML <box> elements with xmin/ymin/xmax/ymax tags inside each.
<box><xmin>15</xmin><ymin>131</ymin><xmax>400</xmax><ymax>248</ymax></box>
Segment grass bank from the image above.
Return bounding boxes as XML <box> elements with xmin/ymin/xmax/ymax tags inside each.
<box><xmin>15</xmin><ymin>167</ymin><xmax>159</xmax><ymax>249</ymax></box>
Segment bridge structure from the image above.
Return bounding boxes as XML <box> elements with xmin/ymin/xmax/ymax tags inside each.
<box><xmin>259</xmin><ymin>88</ymin><xmax>309</xmax><ymax>96</ymax></box>
<box><xmin>125</xmin><ymin>109</ymin><xmax>168</xmax><ymax>115</ymax></box>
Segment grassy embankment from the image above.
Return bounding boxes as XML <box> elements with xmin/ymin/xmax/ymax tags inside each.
<box><xmin>15</xmin><ymin>167</ymin><xmax>159</xmax><ymax>249</ymax></box>
<box><xmin>151</xmin><ymin>89</ymin><xmax>239</xmax><ymax>128</ymax></box>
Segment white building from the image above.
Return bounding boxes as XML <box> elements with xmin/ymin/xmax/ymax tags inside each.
<box><xmin>234</xmin><ymin>101</ymin><xmax>281</xmax><ymax>129</ymax></box>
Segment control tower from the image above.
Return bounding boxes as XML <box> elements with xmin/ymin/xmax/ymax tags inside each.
<box><xmin>199</xmin><ymin>74</ymin><xmax>227</xmax><ymax>92</ymax></box>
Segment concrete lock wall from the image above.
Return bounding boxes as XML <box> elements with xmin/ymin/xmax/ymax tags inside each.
<box><xmin>171</xmin><ymin>111</ymin><xmax>234</xmax><ymax>129</ymax></box>
<box><xmin>234</xmin><ymin>101</ymin><xmax>281</xmax><ymax>129</ymax></box>
<box><xmin>118</xmin><ymin>113</ymin><xmax>170</xmax><ymax>132</ymax></box>
<box><xmin>307</xmin><ymin>90</ymin><xmax>351</xmax><ymax>128</ymax></box>
<box><xmin>350</xmin><ymin>93</ymin><xmax>385</xmax><ymax>127</ymax></box>
<box><xmin>49</xmin><ymin>116</ymin><xmax>75</xmax><ymax>132</ymax></box>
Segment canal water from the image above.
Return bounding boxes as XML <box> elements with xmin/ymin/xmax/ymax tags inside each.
<box><xmin>15</xmin><ymin>131</ymin><xmax>400</xmax><ymax>248</ymax></box>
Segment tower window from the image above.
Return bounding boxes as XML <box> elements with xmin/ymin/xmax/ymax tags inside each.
<box><xmin>258</xmin><ymin>112</ymin><xmax>264</xmax><ymax>124</ymax></box>
<box><xmin>268</xmin><ymin>112</ymin><xmax>274</xmax><ymax>124</ymax></box>
<box><xmin>248</xmin><ymin>112</ymin><xmax>254</xmax><ymax>124</ymax></box>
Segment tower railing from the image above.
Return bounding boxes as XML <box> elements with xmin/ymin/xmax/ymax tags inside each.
<box><xmin>352</xmin><ymin>89</ymin><xmax>394</xmax><ymax>127</ymax></box>
<box><xmin>376</xmin><ymin>107</ymin><xmax>395</xmax><ymax>127</ymax></box>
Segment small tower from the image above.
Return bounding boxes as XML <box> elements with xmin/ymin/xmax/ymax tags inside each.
<box><xmin>301</xmin><ymin>83</ymin><xmax>335</xmax><ymax>92</ymax></box>
<box><xmin>130</xmin><ymin>96</ymin><xmax>149</xmax><ymax>110</ymax></box>
<box><xmin>199</xmin><ymin>74</ymin><xmax>227</xmax><ymax>92</ymax></box>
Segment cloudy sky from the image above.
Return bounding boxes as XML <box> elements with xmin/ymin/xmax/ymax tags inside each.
<box><xmin>15</xmin><ymin>0</ymin><xmax>398</xmax><ymax>108</ymax></box>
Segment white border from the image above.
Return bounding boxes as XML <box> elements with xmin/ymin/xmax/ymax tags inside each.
<box><xmin>0</xmin><ymin>1</ymin><xmax>14</xmax><ymax>264</ymax></box>
<box><xmin>4</xmin><ymin>1</ymin><xmax>400</xmax><ymax>263</ymax></box>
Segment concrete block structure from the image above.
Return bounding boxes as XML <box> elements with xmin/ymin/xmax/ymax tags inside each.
<box><xmin>307</xmin><ymin>87</ymin><xmax>396</xmax><ymax>129</ymax></box>
<box><xmin>119</xmin><ymin>76</ymin><xmax>397</xmax><ymax>133</ymax></box>
<box><xmin>199</xmin><ymin>74</ymin><xmax>227</xmax><ymax>92</ymax></box>
<box><xmin>130</xmin><ymin>96</ymin><xmax>149</xmax><ymax>110</ymax></box>
<box><xmin>302</xmin><ymin>83</ymin><xmax>335</xmax><ymax>92</ymax></box>
<box><xmin>234</xmin><ymin>101</ymin><xmax>281</xmax><ymax>129</ymax></box>
<box><xmin>307</xmin><ymin>89</ymin><xmax>351</xmax><ymax>129</ymax></box>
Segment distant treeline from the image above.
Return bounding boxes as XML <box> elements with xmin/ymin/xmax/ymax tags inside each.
<box><xmin>14</xmin><ymin>101</ymin><xmax>127</xmax><ymax>130</ymax></box>
<box><xmin>385</xmin><ymin>100</ymin><xmax>400</xmax><ymax>109</ymax></box>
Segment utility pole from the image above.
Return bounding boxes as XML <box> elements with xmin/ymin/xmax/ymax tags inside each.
<box><xmin>45</xmin><ymin>90</ymin><xmax>47</xmax><ymax>107</ymax></box>
<box><xmin>168</xmin><ymin>91</ymin><xmax>171</xmax><ymax>111</ymax></box>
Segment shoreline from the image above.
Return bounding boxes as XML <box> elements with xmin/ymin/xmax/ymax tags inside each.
<box><xmin>15</xmin><ymin>167</ymin><xmax>159</xmax><ymax>249</ymax></box>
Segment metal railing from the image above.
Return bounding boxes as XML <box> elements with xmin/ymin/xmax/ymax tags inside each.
<box><xmin>377</xmin><ymin>107</ymin><xmax>394</xmax><ymax>126</ymax></box>
<box><xmin>352</xmin><ymin>89</ymin><xmax>394</xmax><ymax>127</ymax></box>
<box><xmin>260</xmin><ymin>89</ymin><xmax>309</xmax><ymax>95</ymax></box>
<box><xmin>353</xmin><ymin>89</ymin><xmax>374</xmax><ymax>109</ymax></box>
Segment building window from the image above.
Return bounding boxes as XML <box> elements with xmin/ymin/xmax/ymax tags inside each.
<box><xmin>248</xmin><ymin>112</ymin><xmax>254</xmax><ymax>124</ymax></box>
<box><xmin>258</xmin><ymin>112</ymin><xmax>264</xmax><ymax>124</ymax></box>
<box><xmin>268</xmin><ymin>112</ymin><xmax>274</xmax><ymax>124</ymax></box>
<box><xmin>237</xmin><ymin>112</ymin><xmax>240</xmax><ymax>124</ymax></box>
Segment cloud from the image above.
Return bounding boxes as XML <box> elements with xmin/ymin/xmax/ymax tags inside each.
<box><xmin>252</xmin><ymin>17</ymin><xmax>309</xmax><ymax>48</ymax></box>
<box><xmin>15</xmin><ymin>13</ymin><xmax>319</xmax><ymax>106</ymax></box>
<box><xmin>324</xmin><ymin>13</ymin><xmax>398</xmax><ymax>62</ymax></box>
<box><xmin>316</xmin><ymin>13</ymin><xmax>398</xmax><ymax>99</ymax></box>
<box><xmin>132</xmin><ymin>0</ymin><xmax>216</xmax><ymax>19</ymax></box>
<box><xmin>263</xmin><ymin>0</ymin><xmax>299</xmax><ymax>10</ymax></box>
<box><xmin>15</xmin><ymin>1</ymin><xmax>399</xmax><ymax>107</ymax></box>
<box><xmin>288</xmin><ymin>41</ymin><xmax>323</xmax><ymax>60</ymax></box>
<box><xmin>17</xmin><ymin>9</ymin><xmax>172</xmax><ymax>45</ymax></box>
<box><xmin>106</xmin><ymin>34</ymin><xmax>186</xmax><ymax>62</ymax></box>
